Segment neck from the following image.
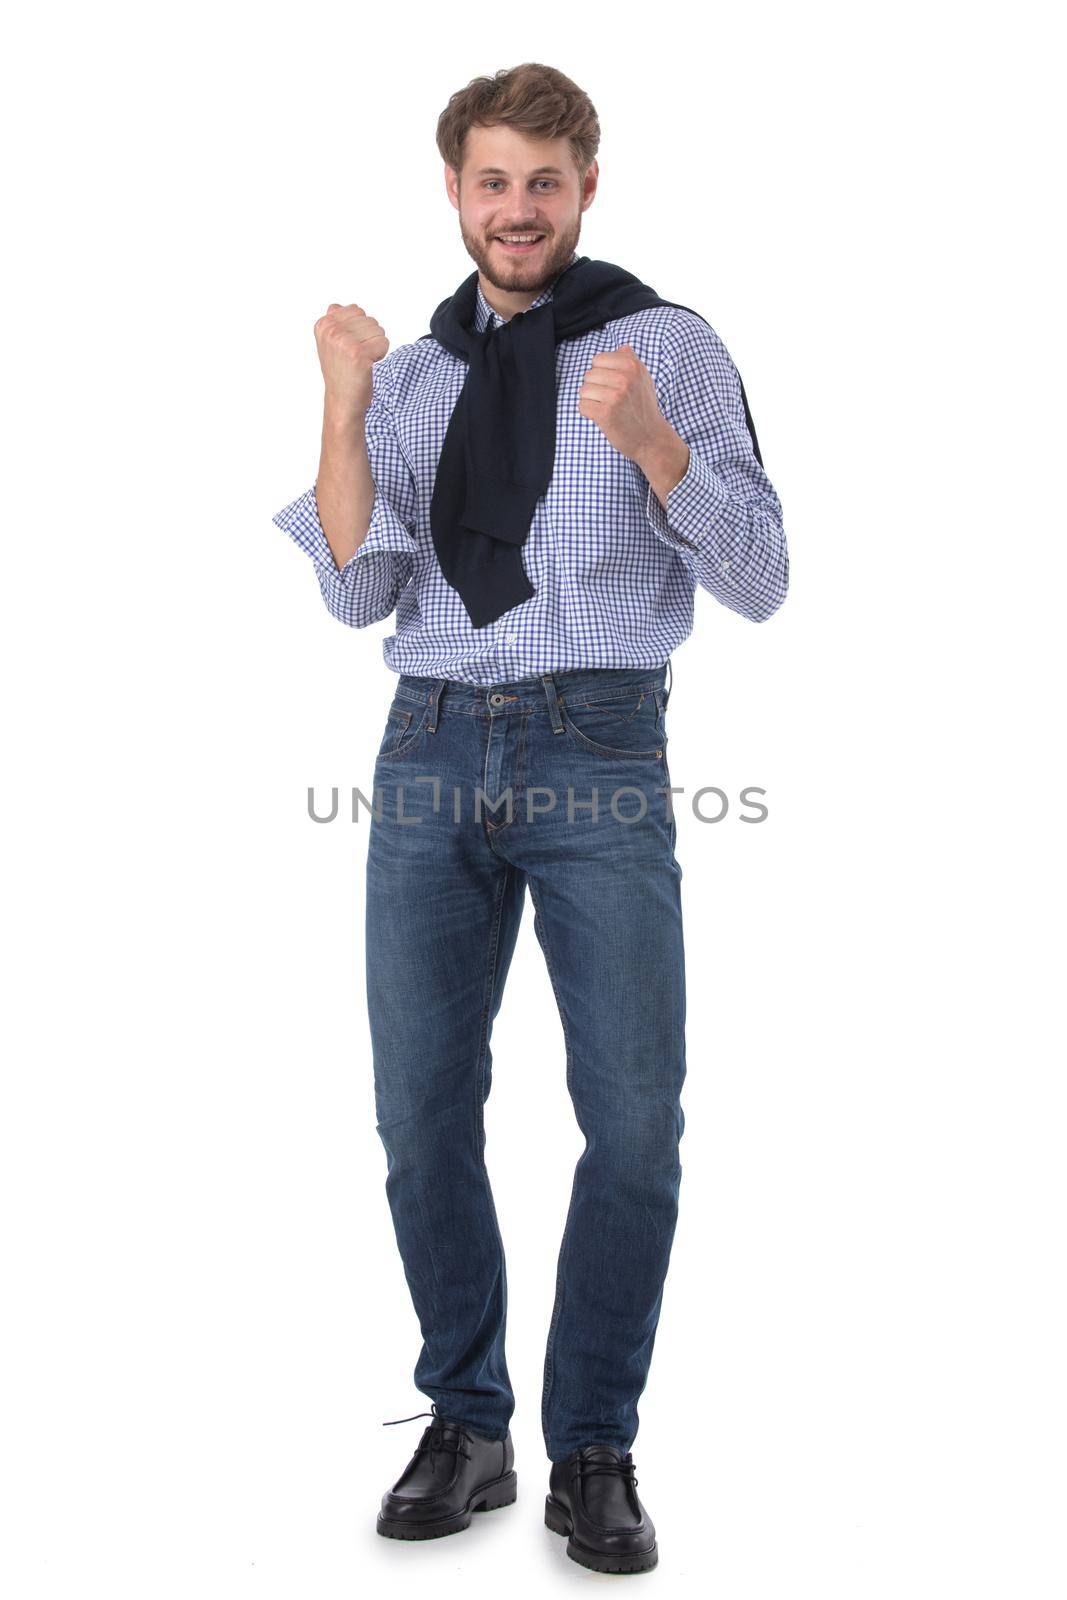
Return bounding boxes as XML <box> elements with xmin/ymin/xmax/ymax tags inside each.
<box><xmin>479</xmin><ymin>251</ymin><xmax>579</xmax><ymax>321</ymax></box>
<box><xmin>479</xmin><ymin>278</ymin><xmax>541</xmax><ymax>321</ymax></box>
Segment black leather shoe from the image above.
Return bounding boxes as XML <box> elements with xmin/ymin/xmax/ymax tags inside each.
<box><xmin>376</xmin><ymin>1405</ymin><xmax>517</xmax><ymax>1540</ymax></box>
<box><xmin>545</xmin><ymin>1444</ymin><xmax>658</xmax><ymax>1572</ymax></box>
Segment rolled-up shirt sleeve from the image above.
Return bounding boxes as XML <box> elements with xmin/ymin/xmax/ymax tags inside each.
<box><xmin>272</xmin><ymin>356</ymin><xmax>418</xmax><ymax>628</ymax></box>
<box><xmin>644</xmin><ymin>309</ymin><xmax>788</xmax><ymax>622</ymax></box>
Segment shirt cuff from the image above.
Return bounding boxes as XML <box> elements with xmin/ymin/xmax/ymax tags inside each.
<box><xmin>644</xmin><ymin>445</ymin><xmax>731</xmax><ymax>558</ymax></box>
<box><xmin>272</xmin><ymin>485</ymin><xmax>416</xmax><ymax>579</ymax></box>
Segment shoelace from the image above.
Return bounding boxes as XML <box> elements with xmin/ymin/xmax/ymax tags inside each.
<box><xmin>576</xmin><ymin>1449</ymin><xmax>639</xmax><ymax>1490</ymax></box>
<box><xmin>381</xmin><ymin>1402</ymin><xmax>474</xmax><ymax>1472</ymax></box>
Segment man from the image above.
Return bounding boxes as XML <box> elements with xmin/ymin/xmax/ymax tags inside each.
<box><xmin>273</xmin><ymin>62</ymin><xmax>787</xmax><ymax>1574</ymax></box>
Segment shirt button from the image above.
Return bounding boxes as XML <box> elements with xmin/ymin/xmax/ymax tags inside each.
<box><xmin>505</xmin><ymin>632</ymin><xmax>517</xmax><ymax>643</ymax></box>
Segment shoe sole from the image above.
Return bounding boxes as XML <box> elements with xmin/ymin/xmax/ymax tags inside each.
<box><xmin>544</xmin><ymin>1493</ymin><xmax>659</xmax><ymax>1573</ymax></box>
<box><xmin>376</xmin><ymin>1470</ymin><xmax>518</xmax><ymax>1540</ymax></box>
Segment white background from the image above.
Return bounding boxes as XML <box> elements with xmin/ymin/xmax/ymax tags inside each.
<box><xmin>3</xmin><ymin>3</ymin><xmax>1063</xmax><ymax>1595</ymax></box>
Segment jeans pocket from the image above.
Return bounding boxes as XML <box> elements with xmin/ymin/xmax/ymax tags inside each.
<box><xmin>377</xmin><ymin>699</ymin><xmax>430</xmax><ymax>760</ymax></box>
<box><xmin>559</xmin><ymin>687</ymin><xmax>665</xmax><ymax>761</ymax></box>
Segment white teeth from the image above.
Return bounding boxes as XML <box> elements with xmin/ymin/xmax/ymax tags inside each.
<box><xmin>497</xmin><ymin>235</ymin><xmax>542</xmax><ymax>243</ymax></box>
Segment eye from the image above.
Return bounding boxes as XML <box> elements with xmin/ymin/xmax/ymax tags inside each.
<box><xmin>482</xmin><ymin>179</ymin><xmax>558</xmax><ymax>191</ymax></box>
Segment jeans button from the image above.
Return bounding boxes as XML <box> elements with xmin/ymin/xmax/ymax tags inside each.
<box><xmin>489</xmin><ymin>693</ymin><xmax>506</xmax><ymax>706</ymax></box>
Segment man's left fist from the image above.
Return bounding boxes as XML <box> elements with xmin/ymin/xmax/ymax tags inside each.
<box><xmin>577</xmin><ymin>345</ymin><xmax>670</xmax><ymax>463</ymax></box>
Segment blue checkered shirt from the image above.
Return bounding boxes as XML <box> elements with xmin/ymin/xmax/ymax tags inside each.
<box><xmin>273</xmin><ymin>255</ymin><xmax>788</xmax><ymax>685</ymax></box>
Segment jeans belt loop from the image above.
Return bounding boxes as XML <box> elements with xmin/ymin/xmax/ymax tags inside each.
<box><xmin>427</xmin><ymin>679</ymin><xmax>445</xmax><ymax>733</ymax></box>
<box><xmin>541</xmin><ymin>673</ymin><xmax>564</xmax><ymax>734</ymax></box>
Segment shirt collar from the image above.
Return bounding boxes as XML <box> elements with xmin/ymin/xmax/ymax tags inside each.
<box><xmin>473</xmin><ymin>250</ymin><xmax>579</xmax><ymax>331</ymax></box>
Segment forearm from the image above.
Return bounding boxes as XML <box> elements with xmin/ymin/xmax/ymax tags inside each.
<box><xmin>315</xmin><ymin>400</ymin><xmax>375</xmax><ymax>569</ymax></box>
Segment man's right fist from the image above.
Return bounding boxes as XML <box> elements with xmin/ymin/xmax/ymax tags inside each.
<box><xmin>314</xmin><ymin>303</ymin><xmax>390</xmax><ymax>415</ymax></box>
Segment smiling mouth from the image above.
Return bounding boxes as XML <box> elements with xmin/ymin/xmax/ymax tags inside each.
<box><xmin>493</xmin><ymin>234</ymin><xmax>546</xmax><ymax>251</ymax></box>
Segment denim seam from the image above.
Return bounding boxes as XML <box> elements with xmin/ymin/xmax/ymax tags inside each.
<box><xmin>511</xmin><ymin>712</ymin><xmax>530</xmax><ymax>822</ymax></box>
<box><xmin>484</xmin><ymin>715</ymin><xmax>529</xmax><ymax>838</ymax></box>
<box><xmin>473</xmin><ymin>862</ymin><xmax>513</xmax><ymax>1412</ymax></box>
<box><xmin>529</xmin><ymin>875</ymin><xmax>579</xmax><ymax>1452</ymax></box>
<box><xmin>568</xmin><ymin>691</ymin><xmax>645</xmax><ymax>723</ymax></box>
<box><xmin>654</xmin><ymin>695</ymin><xmax>677</xmax><ymax>849</ymax></box>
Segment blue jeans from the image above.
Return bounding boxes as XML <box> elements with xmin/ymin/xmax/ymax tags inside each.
<box><xmin>365</xmin><ymin>664</ymin><xmax>687</xmax><ymax>1462</ymax></box>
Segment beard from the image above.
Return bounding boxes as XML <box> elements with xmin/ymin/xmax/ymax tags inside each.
<box><xmin>459</xmin><ymin>214</ymin><xmax>583</xmax><ymax>294</ymax></box>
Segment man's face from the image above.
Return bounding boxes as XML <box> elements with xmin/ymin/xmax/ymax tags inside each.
<box><xmin>448</xmin><ymin>124</ymin><xmax>597</xmax><ymax>293</ymax></box>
